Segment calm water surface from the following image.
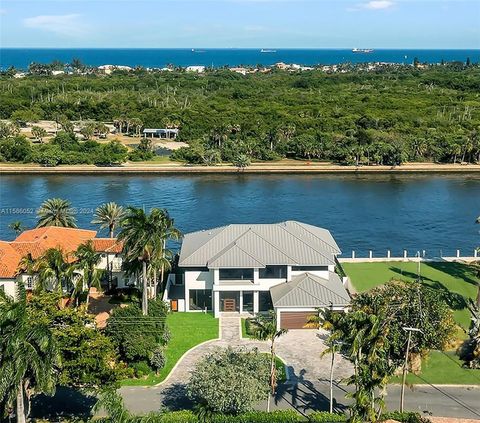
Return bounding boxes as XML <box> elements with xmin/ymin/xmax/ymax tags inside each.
<box><xmin>1</xmin><ymin>48</ymin><xmax>479</xmax><ymax>69</ymax></box>
<box><xmin>0</xmin><ymin>173</ymin><xmax>479</xmax><ymax>257</ymax></box>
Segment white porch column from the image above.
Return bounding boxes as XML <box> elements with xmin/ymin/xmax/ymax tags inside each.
<box><xmin>214</xmin><ymin>291</ymin><xmax>220</xmax><ymax>318</ymax></box>
<box><xmin>239</xmin><ymin>291</ymin><xmax>244</xmax><ymax>313</ymax></box>
<box><xmin>253</xmin><ymin>291</ymin><xmax>259</xmax><ymax>314</ymax></box>
<box><xmin>286</xmin><ymin>265</ymin><xmax>292</xmax><ymax>282</ymax></box>
<box><xmin>185</xmin><ymin>287</ymin><xmax>190</xmax><ymax>312</ymax></box>
<box><xmin>276</xmin><ymin>309</ymin><xmax>281</xmax><ymax>331</ymax></box>
<box><xmin>253</xmin><ymin>268</ymin><xmax>260</xmax><ymax>285</ymax></box>
<box><xmin>213</xmin><ymin>269</ymin><xmax>219</xmax><ymax>285</ymax></box>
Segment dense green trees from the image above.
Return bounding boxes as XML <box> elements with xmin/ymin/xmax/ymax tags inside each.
<box><xmin>1</xmin><ymin>67</ymin><xmax>479</xmax><ymax>166</ymax></box>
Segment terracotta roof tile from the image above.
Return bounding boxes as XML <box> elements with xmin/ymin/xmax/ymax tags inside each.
<box><xmin>0</xmin><ymin>241</ymin><xmax>22</xmax><ymax>278</ymax></box>
<box><xmin>92</xmin><ymin>238</ymin><xmax>123</xmax><ymax>254</ymax></box>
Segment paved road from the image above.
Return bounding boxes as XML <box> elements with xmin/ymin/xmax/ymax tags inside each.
<box><xmin>31</xmin><ymin>315</ymin><xmax>480</xmax><ymax>420</ymax></box>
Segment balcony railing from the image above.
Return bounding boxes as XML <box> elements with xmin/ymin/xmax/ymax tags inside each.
<box><xmin>218</xmin><ymin>279</ymin><xmax>254</xmax><ymax>285</ymax></box>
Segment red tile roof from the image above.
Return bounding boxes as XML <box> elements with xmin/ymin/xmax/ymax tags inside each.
<box><xmin>0</xmin><ymin>241</ymin><xmax>22</xmax><ymax>279</ymax></box>
<box><xmin>0</xmin><ymin>227</ymin><xmax>123</xmax><ymax>278</ymax></box>
<box><xmin>92</xmin><ymin>238</ymin><xmax>123</xmax><ymax>254</ymax></box>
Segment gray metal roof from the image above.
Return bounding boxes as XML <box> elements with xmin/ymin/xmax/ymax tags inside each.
<box><xmin>178</xmin><ymin>221</ymin><xmax>341</xmax><ymax>268</ymax></box>
<box><xmin>270</xmin><ymin>272</ymin><xmax>350</xmax><ymax>308</ymax></box>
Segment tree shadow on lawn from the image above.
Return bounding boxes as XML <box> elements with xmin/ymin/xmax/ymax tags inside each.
<box><xmin>30</xmin><ymin>386</ymin><xmax>96</xmax><ymax>420</ymax></box>
<box><xmin>389</xmin><ymin>267</ymin><xmax>469</xmax><ymax>312</ymax></box>
<box><xmin>427</xmin><ymin>261</ymin><xmax>479</xmax><ymax>287</ymax></box>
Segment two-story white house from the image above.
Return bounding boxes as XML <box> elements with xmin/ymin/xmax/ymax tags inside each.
<box><xmin>165</xmin><ymin>221</ymin><xmax>350</xmax><ymax>329</ymax></box>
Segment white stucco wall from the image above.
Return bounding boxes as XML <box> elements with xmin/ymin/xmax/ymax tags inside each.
<box><xmin>184</xmin><ymin>269</ymin><xmax>214</xmax><ymax>311</ymax></box>
<box><xmin>0</xmin><ymin>278</ymin><xmax>16</xmax><ymax>297</ymax></box>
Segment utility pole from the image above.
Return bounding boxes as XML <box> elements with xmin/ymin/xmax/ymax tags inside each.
<box><xmin>417</xmin><ymin>250</ymin><xmax>421</xmax><ymax>281</ymax></box>
<box><xmin>400</xmin><ymin>327</ymin><xmax>422</xmax><ymax>412</ymax></box>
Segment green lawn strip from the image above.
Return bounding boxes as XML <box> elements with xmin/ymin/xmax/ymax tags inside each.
<box><xmin>275</xmin><ymin>356</ymin><xmax>287</xmax><ymax>383</ymax></box>
<box><xmin>390</xmin><ymin>350</ymin><xmax>480</xmax><ymax>385</ymax></box>
<box><xmin>342</xmin><ymin>261</ymin><xmax>478</xmax><ymax>329</ymax></box>
<box><xmin>121</xmin><ymin>312</ymin><xmax>219</xmax><ymax>386</ymax></box>
<box><xmin>241</xmin><ymin>318</ymin><xmax>251</xmax><ymax>339</ymax></box>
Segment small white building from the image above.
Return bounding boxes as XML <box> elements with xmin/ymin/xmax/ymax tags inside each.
<box><xmin>143</xmin><ymin>128</ymin><xmax>179</xmax><ymax>139</ymax></box>
<box><xmin>186</xmin><ymin>65</ymin><xmax>206</xmax><ymax>73</ymax></box>
<box><xmin>165</xmin><ymin>221</ymin><xmax>350</xmax><ymax>329</ymax></box>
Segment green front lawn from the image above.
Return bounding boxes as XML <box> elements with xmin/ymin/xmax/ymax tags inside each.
<box><xmin>122</xmin><ymin>312</ymin><xmax>219</xmax><ymax>386</ymax></box>
<box><xmin>342</xmin><ymin>261</ymin><xmax>478</xmax><ymax>329</ymax></box>
<box><xmin>392</xmin><ymin>351</ymin><xmax>480</xmax><ymax>385</ymax></box>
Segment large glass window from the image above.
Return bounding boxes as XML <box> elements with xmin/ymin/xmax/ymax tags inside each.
<box><xmin>259</xmin><ymin>265</ymin><xmax>287</xmax><ymax>279</ymax></box>
<box><xmin>219</xmin><ymin>268</ymin><xmax>254</xmax><ymax>281</ymax></box>
<box><xmin>291</xmin><ymin>265</ymin><xmax>328</xmax><ymax>272</ymax></box>
<box><xmin>259</xmin><ymin>291</ymin><xmax>273</xmax><ymax>312</ymax></box>
<box><xmin>189</xmin><ymin>289</ymin><xmax>212</xmax><ymax>310</ymax></box>
<box><xmin>242</xmin><ymin>291</ymin><xmax>254</xmax><ymax>312</ymax></box>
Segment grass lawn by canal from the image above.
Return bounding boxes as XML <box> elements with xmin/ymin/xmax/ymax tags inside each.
<box><xmin>122</xmin><ymin>312</ymin><xmax>219</xmax><ymax>386</ymax></box>
<box><xmin>343</xmin><ymin>261</ymin><xmax>480</xmax><ymax>385</ymax></box>
<box><xmin>342</xmin><ymin>261</ymin><xmax>478</xmax><ymax>329</ymax></box>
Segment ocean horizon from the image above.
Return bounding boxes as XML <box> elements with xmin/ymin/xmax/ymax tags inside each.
<box><xmin>1</xmin><ymin>48</ymin><xmax>479</xmax><ymax>70</ymax></box>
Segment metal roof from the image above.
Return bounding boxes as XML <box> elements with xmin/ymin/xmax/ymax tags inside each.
<box><xmin>270</xmin><ymin>272</ymin><xmax>350</xmax><ymax>308</ymax></box>
<box><xmin>178</xmin><ymin>221</ymin><xmax>341</xmax><ymax>268</ymax></box>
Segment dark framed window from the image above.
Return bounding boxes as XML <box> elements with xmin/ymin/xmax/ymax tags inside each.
<box><xmin>259</xmin><ymin>291</ymin><xmax>273</xmax><ymax>312</ymax></box>
<box><xmin>219</xmin><ymin>268</ymin><xmax>254</xmax><ymax>281</ymax></box>
<box><xmin>291</xmin><ymin>265</ymin><xmax>328</xmax><ymax>272</ymax></box>
<box><xmin>259</xmin><ymin>265</ymin><xmax>287</xmax><ymax>279</ymax></box>
<box><xmin>243</xmin><ymin>291</ymin><xmax>254</xmax><ymax>312</ymax></box>
<box><xmin>189</xmin><ymin>289</ymin><xmax>212</xmax><ymax>310</ymax></box>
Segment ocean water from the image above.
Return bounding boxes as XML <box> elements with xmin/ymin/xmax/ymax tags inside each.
<box><xmin>1</xmin><ymin>173</ymin><xmax>479</xmax><ymax>257</ymax></box>
<box><xmin>1</xmin><ymin>48</ymin><xmax>479</xmax><ymax>70</ymax></box>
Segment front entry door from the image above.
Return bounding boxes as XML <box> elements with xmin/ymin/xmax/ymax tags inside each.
<box><xmin>223</xmin><ymin>298</ymin><xmax>236</xmax><ymax>312</ymax></box>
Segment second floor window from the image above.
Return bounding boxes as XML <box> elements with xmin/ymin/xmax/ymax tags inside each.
<box><xmin>259</xmin><ymin>265</ymin><xmax>287</xmax><ymax>279</ymax></box>
<box><xmin>219</xmin><ymin>268</ymin><xmax>254</xmax><ymax>281</ymax></box>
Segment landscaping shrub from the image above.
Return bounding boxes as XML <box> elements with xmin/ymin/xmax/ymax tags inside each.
<box><xmin>380</xmin><ymin>411</ymin><xmax>431</xmax><ymax>423</ymax></box>
<box><xmin>150</xmin><ymin>347</ymin><xmax>166</xmax><ymax>372</ymax></box>
<box><xmin>187</xmin><ymin>347</ymin><xmax>270</xmax><ymax>414</ymax></box>
<box><xmin>308</xmin><ymin>411</ymin><xmax>346</xmax><ymax>422</ymax></box>
<box><xmin>234</xmin><ymin>410</ymin><xmax>304</xmax><ymax>422</ymax></box>
<box><xmin>162</xmin><ymin>326</ymin><xmax>172</xmax><ymax>345</ymax></box>
<box><xmin>131</xmin><ymin>361</ymin><xmax>151</xmax><ymax>378</ymax></box>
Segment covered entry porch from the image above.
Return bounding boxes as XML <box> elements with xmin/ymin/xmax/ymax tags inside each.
<box><xmin>212</xmin><ymin>288</ymin><xmax>272</xmax><ymax>318</ymax></box>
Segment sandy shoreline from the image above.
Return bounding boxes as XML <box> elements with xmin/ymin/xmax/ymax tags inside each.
<box><xmin>1</xmin><ymin>162</ymin><xmax>480</xmax><ymax>175</ymax></box>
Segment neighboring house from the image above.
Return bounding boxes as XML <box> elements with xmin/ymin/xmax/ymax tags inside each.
<box><xmin>0</xmin><ymin>226</ymin><xmax>127</xmax><ymax>297</ymax></box>
<box><xmin>165</xmin><ymin>221</ymin><xmax>350</xmax><ymax>329</ymax></box>
<box><xmin>142</xmin><ymin>128</ymin><xmax>179</xmax><ymax>139</ymax></box>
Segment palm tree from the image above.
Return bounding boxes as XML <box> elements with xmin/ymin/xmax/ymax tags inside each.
<box><xmin>35</xmin><ymin>248</ymin><xmax>74</xmax><ymax>293</ymax></box>
<box><xmin>8</xmin><ymin>221</ymin><xmax>24</xmax><ymax>236</ymax></box>
<box><xmin>92</xmin><ymin>202</ymin><xmax>125</xmax><ymax>238</ymax></box>
<box><xmin>156</xmin><ymin>209</ymin><xmax>182</xmax><ymax>297</ymax></box>
<box><xmin>0</xmin><ymin>282</ymin><xmax>59</xmax><ymax>423</ymax></box>
<box><xmin>249</xmin><ymin>312</ymin><xmax>287</xmax><ymax>412</ymax></box>
<box><xmin>74</xmin><ymin>241</ymin><xmax>103</xmax><ymax>307</ymax></box>
<box><xmin>118</xmin><ymin>207</ymin><xmax>168</xmax><ymax>315</ymax></box>
<box><xmin>36</xmin><ymin>198</ymin><xmax>77</xmax><ymax>228</ymax></box>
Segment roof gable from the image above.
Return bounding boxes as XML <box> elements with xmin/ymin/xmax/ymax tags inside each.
<box><xmin>270</xmin><ymin>272</ymin><xmax>350</xmax><ymax>308</ymax></box>
<box><xmin>179</xmin><ymin>221</ymin><xmax>340</xmax><ymax>268</ymax></box>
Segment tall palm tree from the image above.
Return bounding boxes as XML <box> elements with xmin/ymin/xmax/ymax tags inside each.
<box><xmin>92</xmin><ymin>202</ymin><xmax>125</xmax><ymax>238</ymax></box>
<box><xmin>74</xmin><ymin>241</ymin><xmax>104</xmax><ymax>307</ymax></box>
<box><xmin>35</xmin><ymin>248</ymin><xmax>74</xmax><ymax>293</ymax></box>
<box><xmin>36</xmin><ymin>198</ymin><xmax>77</xmax><ymax>228</ymax></box>
<box><xmin>118</xmin><ymin>207</ymin><xmax>167</xmax><ymax>315</ymax></box>
<box><xmin>8</xmin><ymin>221</ymin><xmax>24</xmax><ymax>236</ymax></box>
<box><xmin>156</xmin><ymin>209</ymin><xmax>182</xmax><ymax>297</ymax></box>
<box><xmin>250</xmin><ymin>312</ymin><xmax>287</xmax><ymax>412</ymax></box>
<box><xmin>0</xmin><ymin>282</ymin><xmax>59</xmax><ymax>423</ymax></box>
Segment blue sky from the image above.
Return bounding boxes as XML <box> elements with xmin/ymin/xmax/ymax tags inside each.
<box><xmin>0</xmin><ymin>0</ymin><xmax>479</xmax><ymax>48</ymax></box>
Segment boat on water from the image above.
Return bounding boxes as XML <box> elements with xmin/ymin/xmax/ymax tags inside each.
<box><xmin>260</xmin><ymin>49</ymin><xmax>277</xmax><ymax>53</ymax></box>
<box><xmin>352</xmin><ymin>48</ymin><xmax>374</xmax><ymax>53</ymax></box>
<box><xmin>191</xmin><ymin>49</ymin><xmax>206</xmax><ymax>53</ymax></box>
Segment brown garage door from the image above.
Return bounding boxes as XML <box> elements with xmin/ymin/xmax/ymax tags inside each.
<box><xmin>280</xmin><ymin>311</ymin><xmax>316</xmax><ymax>329</ymax></box>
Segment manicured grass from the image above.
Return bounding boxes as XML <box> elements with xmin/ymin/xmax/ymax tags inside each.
<box><xmin>342</xmin><ymin>261</ymin><xmax>479</xmax><ymax>329</ymax></box>
<box><xmin>275</xmin><ymin>356</ymin><xmax>287</xmax><ymax>383</ymax></box>
<box><xmin>241</xmin><ymin>318</ymin><xmax>251</xmax><ymax>339</ymax></box>
<box><xmin>122</xmin><ymin>312</ymin><xmax>219</xmax><ymax>386</ymax></box>
<box><xmin>391</xmin><ymin>351</ymin><xmax>480</xmax><ymax>385</ymax></box>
